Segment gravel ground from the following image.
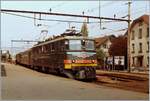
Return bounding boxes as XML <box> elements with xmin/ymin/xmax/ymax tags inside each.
<box><xmin>1</xmin><ymin>63</ymin><xmax>149</xmax><ymax>100</ymax></box>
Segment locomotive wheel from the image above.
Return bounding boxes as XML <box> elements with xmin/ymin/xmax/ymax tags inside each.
<box><xmin>75</xmin><ymin>70</ymin><xmax>86</xmax><ymax>80</ymax></box>
<box><xmin>33</xmin><ymin>66</ymin><xmax>38</xmax><ymax>71</ymax></box>
<box><xmin>42</xmin><ymin>67</ymin><xmax>48</xmax><ymax>73</ymax></box>
<box><xmin>41</xmin><ymin>67</ymin><xmax>45</xmax><ymax>72</ymax></box>
<box><xmin>38</xmin><ymin>67</ymin><xmax>42</xmax><ymax>72</ymax></box>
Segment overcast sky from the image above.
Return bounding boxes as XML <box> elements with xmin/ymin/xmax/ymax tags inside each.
<box><xmin>1</xmin><ymin>1</ymin><xmax>149</xmax><ymax>54</ymax></box>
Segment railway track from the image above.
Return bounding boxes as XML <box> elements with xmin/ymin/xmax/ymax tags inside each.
<box><xmin>93</xmin><ymin>75</ymin><xmax>149</xmax><ymax>93</ymax></box>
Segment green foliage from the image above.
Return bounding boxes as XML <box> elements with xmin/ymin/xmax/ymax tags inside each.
<box><xmin>96</xmin><ymin>49</ymin><xmax>106</xmax><ymax>60</ymax></box>
<box><xmin>81</xmin><ymin>21</ymin><xmax>88</xmax><ymax>37</ymax></box>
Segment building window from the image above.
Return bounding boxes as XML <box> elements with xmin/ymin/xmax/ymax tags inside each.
<box><xmin>147</xmin><ymin>41</ymin><xmax>149</xmax><ymax>52</ymax></box>
<box><xmin>131</xmin><ymin>30</ymin><xmax>135</xmax><ymax>40</ymax></box>
<box><xmin>147</xmin><ymin>27</ymin><xmax>149</xmax><ymax>37</ymax></box>
<box><xmin>132</xmin><ymin>43</ymin><xmax>135</xmax><ymax>53</ymax></box>
<box><xmin>139</xmin><ymin>21</ymin><xmax>143</xmax><ymax>26</ymax></box>
<box><xmin>139</xmin><ymin>43</ymin><xmax>142</xmax><ymax>53</ymax></box>
<box><xmin>132</xmin><ymin>57</ymin><xmax>135</xmax><ymax>66</ymax></box>
<box><xmin>147</xmin><ymin>56</ymin><xmax>149</xmax><ymax>67</ymax></box>
<box><xmin>138</xmin><ymin>28</ymin><xmax>142</xmax><ymax>39</ymax></box>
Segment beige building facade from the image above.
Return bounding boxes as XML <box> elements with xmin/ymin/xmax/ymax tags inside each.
<box><xmin>130</xmin><ymin>15</ymin><xmax>149</xmax><ymax>70</ymax></box>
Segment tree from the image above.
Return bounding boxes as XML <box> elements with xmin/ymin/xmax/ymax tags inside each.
<box><xmin>109</xmin><ymin>36</ymin><xmax>127</xmax><ymax>56</ymax></box>
<box><xmin>81</xmin><ymin>20</ymin><xmax>88</xmax><ymax>37</ymax></box>
<box><xmin>96</xmin><ymin>49</ymin><xmax>106</xmax><ymax>61</ymax></box>
<box><xmin>96</xmin><ymin>49</ymin><xmax>106</xmax><ymax>68</ymax></box>
<box><xmin>108</xmin><ymin>36</ymin><xmax>127</xmax><ymax>70</ymax></box>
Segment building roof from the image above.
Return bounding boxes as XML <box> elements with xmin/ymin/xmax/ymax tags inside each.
<box><xmin>95</xmin><ymin>35</ymin><xmax>115</xmax><ymax>47</ymax></box>
<box><xmin>130</xmin><ymin>14</ymin><xmax>149</xmax><ymax>30</ymax></box>
<box><xmin>95</xmin><ymin>36</ymin><xmax>108</xmax><ymax>47</ymax></box>
<box><xmin>124</xmin><ymin>14</ymin><xmax>149</xmax><ymax>36</ymax></box>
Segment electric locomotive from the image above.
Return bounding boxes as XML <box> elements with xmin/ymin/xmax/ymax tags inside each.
<box><xmin>16</xmin><ymin>29</ymin><xmax>97</xmax><ymax>80</ymax></box>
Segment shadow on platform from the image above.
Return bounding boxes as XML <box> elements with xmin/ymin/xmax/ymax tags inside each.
<box><xmin>1</xmin><ymin>64</ymin><xmax>7</xmax><ymax>77</ymax></box>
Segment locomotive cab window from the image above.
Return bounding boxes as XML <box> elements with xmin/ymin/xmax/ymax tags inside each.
<box><xmin>68</xmin><ymin>39</ymin><xmax>95</xmax><ymax>50</ymax></box>
<box><xmin>85</xmin><ymin>40</ymin><xmax>95</xmax><ymax>50</ymax></box>
<box><xmin>81</xmin><ymin>40</ymin><xmax>95</xmax><ymax>50</ymax></box>
<box><xmin>69</xmin><ymin>40</ymin><xmax>82</xmax><ymax>50</ymax></box>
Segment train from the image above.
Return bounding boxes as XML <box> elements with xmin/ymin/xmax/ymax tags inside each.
<box><xmin>16</xmin><ymin>29</ymin><xmax>98</xmax><ymax>80</ymax></box>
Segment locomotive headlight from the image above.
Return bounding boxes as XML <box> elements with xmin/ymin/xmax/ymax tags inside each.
<box><xmin>92</xmin><ymin>60</ymin><xmax>95</xmax><ymax>63</ymax></box>
<box><xmin>72</xmin><ymin>60</ymin><xmax>75</xmax><ymax>63</ymax></box>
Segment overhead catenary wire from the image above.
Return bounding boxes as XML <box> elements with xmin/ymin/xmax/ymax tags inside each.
<box><xmin>85</xmin><ymin>1</ymin><xmax>119</xmax><ymax>14</ymax></box>
<box><xmin>2</xmin><ymin>11</ymin><xmax>123</xmax><ymax>24</ymax></box>
<box><xmin>101</xmin><ymin>28</ymin><xmax>127</xmax><ymax>35</ymax></box>
<box><xmin>1</xmin><ymin>9</ymin><xmax>129</xmax><ymax>22</ymax></box>
<box><xmin>50</xmin><ymin>2</ymin><xmax>65</xmax><ymax>9</ymax></box>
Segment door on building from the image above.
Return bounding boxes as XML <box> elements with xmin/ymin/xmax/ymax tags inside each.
<box><xmin>137</xmin><ymin>56</ymin><xmax>143</xmax><ymax>67</ymax></box>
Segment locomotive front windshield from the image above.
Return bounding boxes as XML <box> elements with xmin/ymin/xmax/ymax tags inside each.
<box><xmin>68</xmin><ymin>40</ymin><xmax>95</xmax><ymax>50</ymax></box>
<box><xmin>66</xmin><ymin>39</ymin><xmax>96</xmax><ymax>60</ymax></box>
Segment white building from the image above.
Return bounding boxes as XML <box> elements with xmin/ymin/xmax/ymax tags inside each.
<box><xmin>129</xmin><ymin>15</ymin><xmax>149</xmax><ymax>70</ymax></box>
<box><xmin>95</xmin><ymin>35</ymin><xmax>115</xmax><ymax>57</ymax></box>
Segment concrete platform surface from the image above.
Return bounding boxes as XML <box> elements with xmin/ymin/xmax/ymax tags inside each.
<box><xmin>1</xmin><ymin>63</ymin><xmax>149</xmax><ymax>100</ymax></box>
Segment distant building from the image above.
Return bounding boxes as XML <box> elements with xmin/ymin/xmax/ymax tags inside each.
<box><xmin>95</xmin><ymin>35</ymin><xmax>116</xmax><ymax>69</ymax></box>
<box><xmin>129</xmin><ymin>14</ymin><xmax>149</xmax><ymax>70</ymax></box>
<box><xmin>1</xmin><ymin>50</ymin><xmax>12</xmax><ymax>62</ymax></box>
<box><xmin>95</xmin><ymin>35</ymin><xmax>115</xmax><ymax>57</ymax></box>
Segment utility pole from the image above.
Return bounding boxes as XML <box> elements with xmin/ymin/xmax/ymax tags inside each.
<box><xmin>127</xmin><ymin>1</ymin><xmax>131</xmax><ymax>72</ymax></box>
<box><xmin>99</xmin><ymin>0</ymin><xmax>102</xmax><ymax>29</ymax></box>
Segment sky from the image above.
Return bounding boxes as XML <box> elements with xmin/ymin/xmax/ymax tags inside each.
<box><xmin>1</xmin><ymin>0</ymin><xmax>149</xmax><ymax>55</ymax></box>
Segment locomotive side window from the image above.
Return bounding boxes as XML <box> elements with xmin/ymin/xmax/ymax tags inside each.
<box><xmin>45</xmin><ymin>44</ymin><xmax>49</xmax><ymax>53</ymax></box>
<box><xmin>65</xmin><ymin>40</ymin><xmax>69</xmax><ymax>50</ymax></box>
<box><xmin>38</xmin><ymin>46</ymin><xmax>40</xmax><ymax>54</ymax></box>
<box><xmin>41</xmin><ymin>46</ymin><xmax>44</xmax><ymax>53</ymax></box>
<box><xmin>51</xmin><ymin>43</ymin><xmax>54</xmax><ymax>52</ymax></box>
<box><xmin>55</xmin><ymin>42</ymin><xmax>59</xmax><ymax>51</ymax></box>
